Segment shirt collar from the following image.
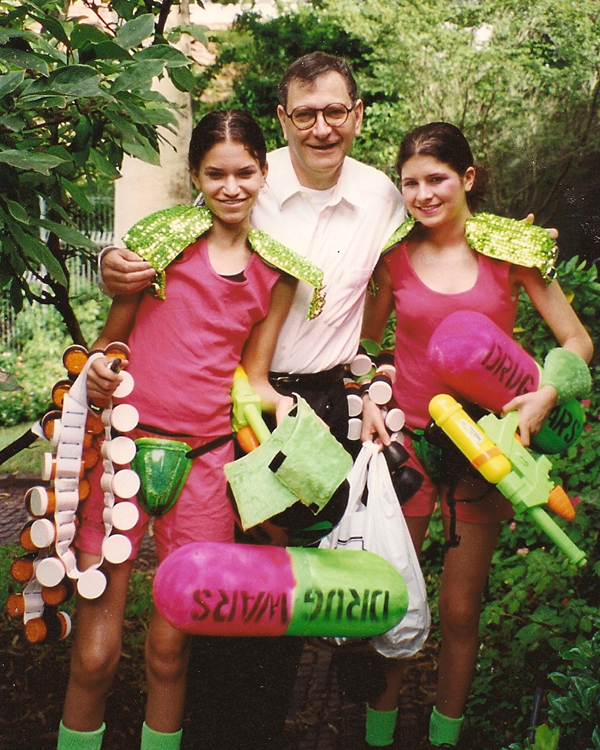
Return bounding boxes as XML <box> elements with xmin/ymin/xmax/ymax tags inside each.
<box><xmin>265</xmin><ymin>147</ymin><xmax>362</xmax><ymax>210</ymax></box>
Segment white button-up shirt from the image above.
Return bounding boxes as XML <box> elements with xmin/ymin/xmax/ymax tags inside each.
<box><xmin>252</xmin><ymin>147</ymin><xmax>406</xmax><ymax>374</ymax></box>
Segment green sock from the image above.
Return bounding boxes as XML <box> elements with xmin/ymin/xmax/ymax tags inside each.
<box><xmin>140</xmin><ymin>722</ymin><xmax>183</xmax><ymax>750</ymax></box>
<box><xmin>365</xmin><ymin>705</ymin><xmax>398</xmax><ymax>747</ymax></box>
<box><xmin>57</xmin><ymin>720</ymin><xmax>105</xmax><ymax>750</ymax></box>
<box><xmin>429</xmin><ymin>707</ymin><xmax>464</xmax><ymax>747</ymax></box>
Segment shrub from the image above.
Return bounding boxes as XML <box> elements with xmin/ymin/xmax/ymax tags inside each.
<box><xmin>1</xmin><ymin>288</ymin><xmax>109</xmax><ymax>427</ymax></box>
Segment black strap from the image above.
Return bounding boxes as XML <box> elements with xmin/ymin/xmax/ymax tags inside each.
<box><xmin>185</xmin><ymin>433</ymin><xmax>235</xmax><ymax>459</ymax></box>
<box><xmin>136</xmin><ymin>421</ymin><xmax>235</xmax><ymax>459</ymax></box>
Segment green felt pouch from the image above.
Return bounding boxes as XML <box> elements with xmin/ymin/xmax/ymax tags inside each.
<box><xmin>224</xmin><ymin>395</ymin><xmax>352</xmax><ymax>531</ymax></box>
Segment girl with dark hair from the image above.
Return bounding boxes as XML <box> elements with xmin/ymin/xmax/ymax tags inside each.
<box><xmin>360</xmin><ymin>122</ymin><xmax>592</xmax><ymax>749</ymax></box>
<box><xmin>57</xmin><ymin>109</ymin><xmax>324</xmax><ymax>750</ymax></box>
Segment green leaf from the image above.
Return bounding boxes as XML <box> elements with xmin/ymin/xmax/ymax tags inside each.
<box><xmin>115</xmin><ymin>14</ymin><xmax>155</xmax><ymax>50</ymax></box>
<box><xmin>0</xmin><ymin>150</ymin><xmax>67</xmax><ymax>175</ymax></box>
<box><xmin>29</xmin><ymin>13</ymin><xmax>70</xmax><ymax>46</ymax></box>
<box><xmin>60</xmin><ymin>178</ymin><xmax>95</xmax><ymax>213</ymax></box>
<box><xmin>0</xmin><ymin>70</ymin><xmax>24</xmax><ymax>97</ymax></box>
<box><xmin>3</xmin><ymin>198</ymin><xmax>30</xmax><ymax>224</ymax></box>
<box><xmin>119</xmin><ymin>99</ymin><xmax>177</xmax><ymax>127</ymax></box>
<box><xmin>135</xmin><ymin>44</ymin><xmax>191</xmax><ymax>67</ymax></box>
<box><xmin>110</xmin><ymin>60</ymin><xmax>164</xmax><ymax>93</ymax></box>
<box><xmin>167</xmin><ymin>24</ymin><xmax>208</xmax><ymax>45</ymax></box>
<box><xmin>20</xmin><ymin>94</ymin><xmax>68</xmax><ymax>108</ymax></box>
<box><xmin>88</xmin><ymin>148</ymin><xmax>121</xmax><ymax>179</ymax></box>
<box><xmin>26</xmin><ymin>64</ymin><xmax>102</xmax><ymax>98</ymax></box>
<box><xmin>168</xmin><ymin>64</ymin><xmax>196</xmax><ymax>92</ymax></box>
<box><xmin>122</xmin><ymin>134</ymin><xmax>160</xmax><ymax>165</ymax></box>
<box><xmin>37</xmin><ymin>218</ymin><xmax>97</xmax><ymax>249</ymax></box>
<box><xmin>0</xmin><ymin>48</ymin><xmax>49</xmax><ymax>74</ymax></box>
<box><xmin>0</xmin><ymin>113</ymin><xmax>25</xmax><ymax>132</ymax></box>
<box><xmin>85</xmin><ymin>40</ymin><xmax>132</xmax><ymax>61</ymax></box>
<box><xmin>532</xmin><ymin>724</ymin><xmax>560</xmax><ymax>750</ymax></box>
<box><xmin>69</xmin><ymin>22</ymin><xmax>110</xmax><ymax>49</ymax></box>
<box><xmin>6</xmin><ymin>221</ymin><xmax>68</xmax><ymax>287</ymax></box>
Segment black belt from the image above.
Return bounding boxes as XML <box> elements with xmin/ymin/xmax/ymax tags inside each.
<box><xmin>269</xmin><ymin>365</ymin><xmax>345</xmax><ymax>389</ymax></box>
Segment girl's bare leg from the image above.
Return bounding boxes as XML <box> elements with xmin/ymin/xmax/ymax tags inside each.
<box><xmin>435</xmin><ymin>518</ymin><xmax>501</xmax><ymax>718</ymax></box>
<box><xmin>62</xmin><ymin>556</ymin><xmax>134</xmax><ymax>730</ymax></box>
<box><xmin>144</xmin><ymin>606</ymin><xmax>192</xmax><ymax>732</ymax></box>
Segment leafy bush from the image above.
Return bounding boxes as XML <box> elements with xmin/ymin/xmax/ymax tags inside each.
<box><xmin>500</xmin><ymin>623</ymin><xmax>600</xmax><ymax>750</ymax></box>
<box><xmin>1</xmin><ymin>288</ymin><xmax>109</xmax><ymax>426</ymax></box>
<box><xmin>546</xmin><ymin>624</ymin><xmax>600</xmax><ymax>749</ymax></box>
<box><xmin>458</xmin><ymin>483</ymin><xmax>600</xmax><ymax>748</ymax></box>
<box><xmin>514</xmin><ymin>256</ymin><xmax>600</xmax><ymax>414</ymax></box>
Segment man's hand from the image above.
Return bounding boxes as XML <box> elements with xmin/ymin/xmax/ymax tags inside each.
<box><xmin>102</xmin><ymin>248</ymin><xmax>155</xmax><ymax>295</ymax></box>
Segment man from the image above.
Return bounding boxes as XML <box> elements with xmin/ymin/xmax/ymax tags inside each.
<box><xmin>100</xmin><ymin>52</ymin><xmax>406</xmax><ymax>449</ymax></box>
<box><xmin>100</xmin><ymin>52</ymin><xmax>406</xmax><ymax>750</ymax></box>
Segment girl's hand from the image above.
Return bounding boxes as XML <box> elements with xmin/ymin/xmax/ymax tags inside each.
<box><xmin>360</xmin><ymin>395</ymin><xmax>391</xmax><ymax>446</ymax></box>
<box><xmin>87</xmin><ymin>356</ymin><xmax>128</xmax><ymax>402</ymax></box>
<box><xmin>502</xmin><ymin>385</ymin><xmax>558</xmax><ymax>446</ymax></box>
<box><xmin>275</xmin><ymin>395</ymin><xmax>294</xmax><ymax>426</ymax></box>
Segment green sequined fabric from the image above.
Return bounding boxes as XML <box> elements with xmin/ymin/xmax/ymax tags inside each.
<box><xmin>381</xmin><ymin>212</ymin><xmax>558</xmax><ymax>282</ymax></box>
<box><xmin>465</xmin><ymin>213</ymin><xmax>557</xmax><ymax>282</ymax></box>
<box><xmin>123</xmin><ymin>205</ymin><xmax>325</xmax><ymax>319</ymax></box>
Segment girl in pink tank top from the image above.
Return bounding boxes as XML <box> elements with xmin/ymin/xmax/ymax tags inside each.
<box><xmin>59</xmin><ymin>111</ymin><xmax>323</xmax><ymax>750</ymax></box>
<box><xmin>359</xmin><ymin>123</ymin><xmax>592</xmax><ymax>749</ymax></box>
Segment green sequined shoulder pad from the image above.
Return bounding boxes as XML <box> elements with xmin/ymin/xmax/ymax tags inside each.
<box><xmin>123</xmin><ymin>205</ymin><xmax>213</xmax><ymax>298</ymax></box>
<box><xmin>247</xmin><ymin>229</ymin><xmax>325</xmax><ymax>319</ymax></box>
<box><xmin>465</xmin><ymin>213</ymin><xmax>558</xmax><ymax>282</ymax></box>
<box><xmin>122</xmin><ymin>205</ymin><xmax>325</xmax><ymax>319</ymax></box>
<box><xmin>380</xmin><ymin>212</ymin><xmax>558</xmax><ymax>282</ymax></box>
<box><xmin>381</xmin><ymin>216</ymin><xmax>416</xmax><ymax>254</ymax></box>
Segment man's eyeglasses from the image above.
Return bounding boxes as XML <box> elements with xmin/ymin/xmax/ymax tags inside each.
<box><xmin>285</xmin><ymin>102</ymin><xmax>357</xmax><ymax>130</ymax></box>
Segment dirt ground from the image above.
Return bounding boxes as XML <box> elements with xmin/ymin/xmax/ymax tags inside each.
<box><xmin>1</xmin><ymin>475</ymin><xmax>439</xmax><ymax>750</ymax></box>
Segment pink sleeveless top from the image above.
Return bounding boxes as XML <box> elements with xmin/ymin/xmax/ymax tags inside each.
<box><xmin>124</xmin><ymin>238</ymin><xmax>280</xmax><ymax>438</ymax></box>
<box><xmin>385</xmin><ymin>242</ymin><xmax>518</xmax><ymax>428</ymax></box>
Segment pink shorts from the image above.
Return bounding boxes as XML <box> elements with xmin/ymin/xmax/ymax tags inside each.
<box><xmin>400</xmin><ymin>433</ymin><xmax>514</xmax><ymax>525</ymax></box>
<box><xmin>76</xmin><ymin>432</ymin><xmax>235</xmax><ymax>563</ymax></box>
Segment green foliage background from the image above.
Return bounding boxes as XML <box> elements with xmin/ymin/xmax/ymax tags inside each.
<box><xmin>195</xmin><ymin>0</ymin><xmax>600</xmax><ymax>263</ymax></box>
<box><xmin>1</xmin><ymin>0</ymin><xmax>599</xmax><ymax>747</ymax></box>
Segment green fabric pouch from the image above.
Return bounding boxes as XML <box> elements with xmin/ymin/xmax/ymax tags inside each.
<box><xmin>131</xmin><ymin>437</ymin><xmax>192</xmax><ymax>516</ymax></box>
<box><xmin>224</xmin><ymin>395</ymin><xmax>352</xmax><ymax>531</ymax></box>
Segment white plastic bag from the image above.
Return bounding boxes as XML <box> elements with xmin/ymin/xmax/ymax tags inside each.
<box><xmin>319</xmin><ymin>441</ymin><xmax>430</xmax><ymax>658</ymax></box>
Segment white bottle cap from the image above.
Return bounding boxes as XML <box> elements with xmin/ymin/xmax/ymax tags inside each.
<box><xmin>107</xmin><ymin>436</ymin><xmax>137</xmax><ymax>465</ymax></box>
<box><xmin>110</xmin><ymin>404</ymin><xmax>139</xmax><ymax>433</ymax></box>
<box><xmin>350</xmin><ymin>353</ymin><xmax>373</xmax><ymax>377</ymax></box>
<box><xmin>102</xmin><ymin>534</ymin><xmax>132</xmax><ymax>565</ymax></box>
<box><xmin>36</xmin><ymin>557</ymin><xmax>66</xmax><ymax>588</ymax></box>
<box><xmin>347</xmin><ymin>417</ymin><xmax>363</xmax><ymax>441</ymax></box>
<box><xmin>369</xmin><ymin>376</ymin><xmax>393</xmax><ymax>406</ymax></box>
<box><xmin>41</xmin><ymin>453</ymin><xmax>55</xmax><ymax>481</ymax></box>
<box><xmin>113</xmin><ymin>370</ymin><xmax>134</xmax><ymax>399</ymax></box>
<box><xmin>58</xmin><ymin>611</ymin><xmax>72</xmax><ymax>639</ymax></box>
<box><xmin>112</xmin><ymin>501</ymin><xmax>140</xmax><ymax>531</ymax></box>
<box><xmin>28</xmin><ymin>486</ymin><xmax>50</xmax><ymax>517</ymax></box>
<box><xmin>77</xmin><ymin>568</ymin><xmax>108</xmax><ymax>600</ymax></box>
<box><xmin>385</xmin><ymin>408</ymin><xmax>406</xmax><ymax>433</ymax></box>
<box><xmin>112</xmin><ymin>469</ymin><xmax>140</xmax><ymax>499</ymax></box>
<box><xmin>346</xmin><ymin>393</ymin><xmax>363</xmax><ymax>418</ymax></box>
<box><xmin>30</xmin><ymin>519</ymin><xmax>55</xmax><ymax>549</ymax></box>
